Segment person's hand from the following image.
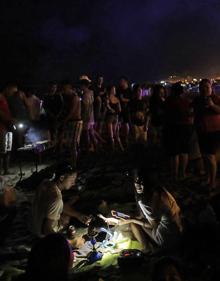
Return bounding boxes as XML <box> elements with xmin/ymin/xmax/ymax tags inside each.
<box><xmin>206</xmin><ymin>97</ymin><xmax>215</xmax><ymax>108</ymax></box>
<box><xmin>98</xmin><ymin>214</ymin><xmax>119</xmax><ymax>225</ymax></box>
<box><xmin>78</xmin><ymin>214</ymin><xmax>91</xmax><ymax>225</ymax></box>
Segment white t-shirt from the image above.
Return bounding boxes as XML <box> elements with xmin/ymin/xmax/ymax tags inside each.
<box><xmin>32</xmin><ymin>180</ymin><xmax>63</xmax><ymax>237</ymax></box>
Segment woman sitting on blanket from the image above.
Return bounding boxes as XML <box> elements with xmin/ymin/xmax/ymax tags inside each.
<box><xmin>100</xmin><ymin>172</ymin><xmax>182</xmax><ymax>253</ymax></box>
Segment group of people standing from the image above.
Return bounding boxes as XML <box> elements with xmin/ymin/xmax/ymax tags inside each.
<box><xmin>37</xmin><ymin>76</ymin><xmax>150</xmax><ymax>167</ymax></box>
<box><xmin>0</xmin><ymin>77</ymin><xmax>220</xmax><ymax>191</ymax></box>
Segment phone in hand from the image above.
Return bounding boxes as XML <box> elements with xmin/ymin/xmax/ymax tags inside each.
<box><xmin>111</xmin><ymin>210</ymin><xmax>130</xmax><ymax>219</ymax></box>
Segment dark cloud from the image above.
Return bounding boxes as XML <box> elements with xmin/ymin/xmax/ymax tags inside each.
<box><xmin>1</xmin><ymin>0</ymin><xmax>220</xmax><ymax>83</ymax></box>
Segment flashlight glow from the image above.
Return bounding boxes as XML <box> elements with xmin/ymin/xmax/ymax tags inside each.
<box><xmin>18</xmin><ymin>123</ymin><xmax>24</xmax><ymax>129</ymax></box>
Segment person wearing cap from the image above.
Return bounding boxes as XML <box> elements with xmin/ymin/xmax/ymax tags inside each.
<box><xmin>32</xmin><ymin>165</ymin><xmax>90</xmax><ymax>237</ymax></box>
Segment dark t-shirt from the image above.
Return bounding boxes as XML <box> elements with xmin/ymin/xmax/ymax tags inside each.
<box><xmin>117</xmin><ymin>87</ymin><xmax>132</xmax><ymax>109</ymax></box>
<box><xmin>43</xmin><ymin>93</ymin><xmax>64</xmax><ymax>118</ymax></box>
<box><xmin>117</xmin><ymin>88</ymin><xmax>132</xmax><ymax>122</ymax></box>
<box><xmin>164</xmin><ymin>96</ymin><xmax>193</xmax><ymax>126</ymax></box>
<box><xmin>149</xmin><ymin>97</ymin><xmax>164</xmax><ymax>127</ymax></box>
<box><xmin>59</xmin><ymin>94</ymin><xmax>74</xmax><ymax>121</ymax></box>
<box><xmin>193</xmin><ymin>94</ymin><xmax>220</xmax><ymax>132</ymax></box>
<box><xmin>93</xmin><ymin>85</ymin><xmax>105</xmax><ymax>98</ymax></box>
<box><xmin>7</xmin><ymin>95</ymin><xmax>29</xmax><ymax>121</ymax></box>
<box><xmin>193</xmin><ymin>94</ymin><xmax>220</xmax><ymax>117</ymax></box>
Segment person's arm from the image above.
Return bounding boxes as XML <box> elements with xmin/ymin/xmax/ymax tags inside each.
<box><xmin>63</xmin><ymin>202</ymin><xmax>90</xmax><ymax>225</ymax></box>
<box><xmin>43</xmin><ymin>218</ymin><xmax>57</xmax><ymax>235</ymax></box>
<box><xmin>98</xmin><ymin>214</ymin><xmax>153</xmax><ymax>229</ymax></box>
<box><xmin>145</xmin><ymin>111</ymin><xmax>151</xmax><ymax>131</ymax></box>
<box><xmin>106</xmin><ymin>97</ymin><xmax>115</xmax><ymax>113</ymax></box>
<box><xmin>206</xmin><ymin>97</ymin><xmax>220</xmax><ymax>113</ymax></box>
<box><xmin>117</xmin><ymin>100</ymin><xmax>122</xmax><ymax>113</ymax></box>
<box><xmin>209</xmin><ymin>103</ymin><xmax>220</xmax><ymax>113</ymax></box>
<box><xmin>120</xmin><ymin>94</ymin><xmax>129</xmax><ymax>103</ymax></box>
<box><xmin>118</xmin><ymin>218</ymin><xmax>153</xmax><ymax>229</ymax></box>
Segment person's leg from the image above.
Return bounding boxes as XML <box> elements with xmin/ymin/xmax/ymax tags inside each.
<box><xmin>3</xmin><ymin>153</ymin><xmax>11</xmax><ymax>175</ymax></box>
<box><xmin>124</xmin><ymin>122</ymin><xmax>130</xmax><ymax>147</ymax></box>
<box><xmin>56</xmin><ymin>126</ymin><xmax>64</xmax><ymax>154</ymax></box>
<box><xmin>171</xmin><ymin>155</ymin><xmax>179</xmax><ymax>181</ymax></box>
<box><xmin>89</xmin><ymin>124</ymin><xmax>98</xmax><ymax>151</ymax></box>
<box><xmin>3</xmin><ymin>132</ymin><xmax>13</xmax><ymax>175</ymax></box>
<box><xmin>71</xmin><ymin>121</ymin><xmax>81</xmax><ymax>168</ymax></box>
<box><xmin>206</xmin><ymin>154</ymin><xmax>217</xmax><ymax>189</ymax></box>
<box><xmin>114</xmin><ymin>121</ymin><xmax>124</xmax><ymax>151</ymax></box>
<box><xmin>0</xmin><ymin>155</ymin><xmax>3</xmax><ymax>175</ymax></box>
<box><xmin>107</xmin><ymin>122</ymin><xmax>114</xmax><ymax>150</ymax></box>
<box><xmin>82</xmin><ymin>122</ymin><xmax>91</xmax><ymax>152</ymax></box>
<box><xmin>93</xmin><ymin>129</ymin><xmax>106</xmax><ymax>144</ymax></box>
<box><xmin>130</xmin><ymin>223</ymin><xmax>151</xmax><ymax>252</ymax></box>
<box><xmin>180</xmin><ymin>153</ymin><xmax>189</xmax><ymax>178</ymax></box>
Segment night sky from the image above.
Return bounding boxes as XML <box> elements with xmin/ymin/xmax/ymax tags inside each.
<box><xmin>1</xmin><ymin>0</ymin><xmax>220</xmax><ymax>84</ymax></box>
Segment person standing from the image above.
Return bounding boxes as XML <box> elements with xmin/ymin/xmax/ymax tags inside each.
<box><xmin>0</xmin><ymin>84</ymin><xmax>16</xmax><ymax>174</ymax></box>
<box><xmin>43</xmin><ymin>82</ymin><xmax>63</xmax><ymax>144</ymax></box>
<box><xmin>61</xmin><ymin>85</ymin><xmax>83</xmax><ymax>167</ymax></box>
<box><xmin>163</xmin><ymin>83</ymin><xmax>194</xmax><ymax>181</ymax></box>
<box><xmin>105</xmin><ymin>85</ymin><xmax>124</xmax><ymax>151</ymax></box>
<box><xmin>93</xmin><ymin>75</ymin><xmax>106</xmax><ymax>135</ymax></box>
<box><xmin>117</xmin><ymin>76</ymin><xmax>132</xmax><ymax>148</ymax></box>
<box><xmin>80</xmin><ymin>79</ymin><xmax>97</xmax><ymax>151</ymax></box>
<box><xmin>130</xmin><ymin>84</ymin><xmax>149</xmax><ymax>145</ymax></box>
<box><xmin>193</xmin><ymin>79</ymin><xmax>220</xmax><ymax>190</ymax></box>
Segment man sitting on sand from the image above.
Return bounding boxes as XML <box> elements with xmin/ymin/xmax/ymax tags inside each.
<box><xmin>32</xmin><ymin>164</ymin><xmax>90</xmax><ymax>237</ymax></box>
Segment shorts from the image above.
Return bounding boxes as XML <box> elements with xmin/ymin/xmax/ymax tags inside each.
<box><xmin>83</xmin><ymin>121</ymin><xmax>94</xmax><ymax>131</ymax></box>
<box><xmin>0</xmin><ymin>131</ymin><xmax>13</xmax><ymax>154</ymax></box>
<box><xmin>163</xmin><ymin>125</ymin><xmax>193</xmax><ymax>156</ymax></box>
<box><xmin>62</xmin><ymin>120</ymin><xmax>83</xmax><ymax>146</ymax></box>
<box><xmin>198</xmin><ymin>131</ymin><xmax>220</xmax><ymax>155</ymax></box>
<box><xmin>106</xmin><ymin>114</ymin><xmax>118</xmax><ymax>124</ymax></box>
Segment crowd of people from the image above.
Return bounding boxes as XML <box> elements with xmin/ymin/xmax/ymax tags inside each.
<box><xmin>1</xmin><ymin>75</ymin><xmax>220</xmax><ymax>280</ymax></box>
<box><xmin>0</xmin><ymin>76</ymin><xmax>220</xmax><ymax>189</ymax></box>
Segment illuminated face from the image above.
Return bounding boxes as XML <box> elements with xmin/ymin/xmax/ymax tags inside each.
<box><xmin>200</xmin><ymin>81</ymin><xmax>212</xmax><ymax>96</ymax></box>
<box><xmin>134</xmin><ymin>181</ymin><xmax>144</xmax><ymax>194</ymax></box>
<box><xmin>62</xmin><ymin>173</ymin><xmax>77</xmax><ymax>190</ymax></box>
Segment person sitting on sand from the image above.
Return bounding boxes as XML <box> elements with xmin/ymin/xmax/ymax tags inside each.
<box><xmin>32</xmin><ymin>164</ymin><xmax>90</xmax><ymax>237</ymax></box>
<box><xmin>100</xmin><ymin>172</ymin><xmax>182</xmax><ymax>253</ymax></box>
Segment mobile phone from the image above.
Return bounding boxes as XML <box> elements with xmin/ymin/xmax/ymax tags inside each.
<box><xmin>111</xmin><ymin>210</ymin><xmax>130</xmax><ymax>219</ymax></box>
